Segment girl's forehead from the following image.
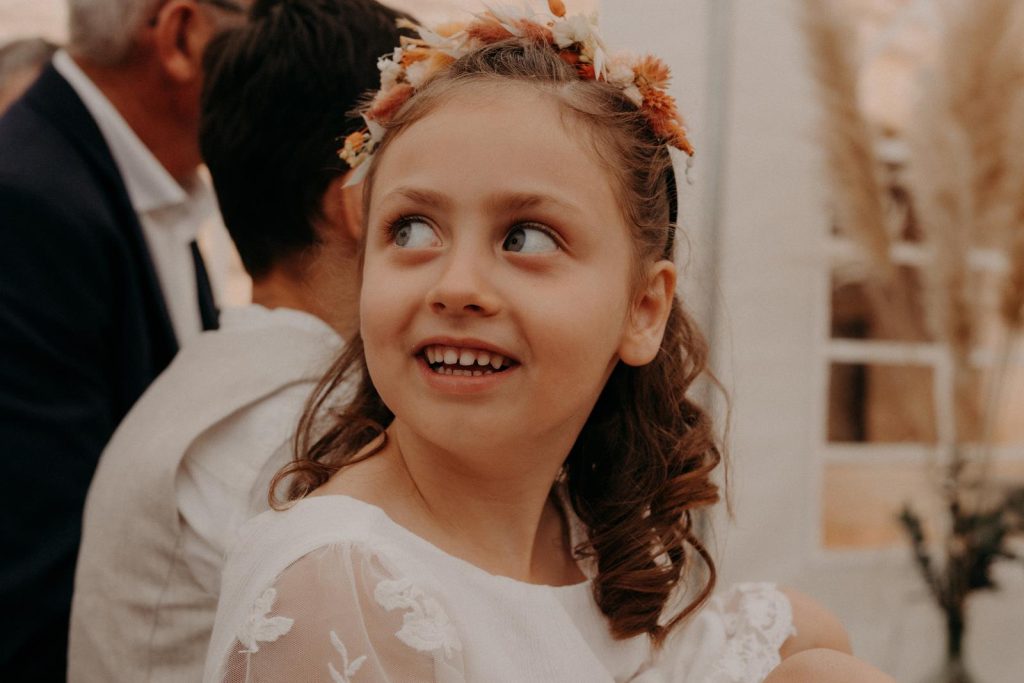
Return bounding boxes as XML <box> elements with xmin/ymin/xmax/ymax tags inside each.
<box><xmin>370</xmin><ymin>85</ymin><xmax>616</xmax><ymax>204</ymax></box>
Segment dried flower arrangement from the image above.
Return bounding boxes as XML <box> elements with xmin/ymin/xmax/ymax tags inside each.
<box><xmin>337</xmin><ymin>1</ymin><xmax>693</xmax><ymax>184</ymax></box>
<box><xmin>801</xmin><ymin>0</ymin><xmax>1024</xmax><ymax>680</ymax></box>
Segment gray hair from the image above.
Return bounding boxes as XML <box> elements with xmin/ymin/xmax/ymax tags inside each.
<box><xmin>0</xmin><ymin>38</ymin><xmax>57</xmax><ymax>84</ymax></box>
<box><xmin>67</xmin><ymin>0</ymin><xmax>161</xmax><ymax>65</ymax></box>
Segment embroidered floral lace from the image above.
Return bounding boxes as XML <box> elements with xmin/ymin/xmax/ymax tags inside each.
<box><xmin>204</xmin><ymin>496</ymin><xmax>794</xmax><ymax>683</ymax></box>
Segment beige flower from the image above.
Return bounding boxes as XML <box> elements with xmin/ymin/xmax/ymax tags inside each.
<box><xmin>606</xmin><ymin>52</ymin><xmax>637</xmax><ymax>87</ymax></box>
<box><xmin>552</xmin><ymin>13</ymin><xmax>596</xmax><ymax>49</ymax></box>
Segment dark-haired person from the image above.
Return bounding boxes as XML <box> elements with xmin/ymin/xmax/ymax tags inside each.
<box><xmin>0</xmin><ymin>1</ymin><xmax>246</xmax><ymax>679</ymax></box>
<box><xmin>67</xmin><ymin>1</ymin><xmax>408</xmax><ymax>680</ymax></box>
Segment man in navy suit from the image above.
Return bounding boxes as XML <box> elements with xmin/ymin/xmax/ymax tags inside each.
<box><xmin>0</xmin><ymin>0</ymin><xmax>246</xmax><ymax>678</ymax></box>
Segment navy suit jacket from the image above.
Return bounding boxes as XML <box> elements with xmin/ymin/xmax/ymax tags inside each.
<box><xmin>0</xmin><ymin>65</ymin><xmax>182</xmax><ymax>681</ymax></box>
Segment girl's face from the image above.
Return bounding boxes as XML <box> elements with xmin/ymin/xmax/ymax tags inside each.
<box><xmin>361</xmin><ymin>85</ymin><xmax>662</xmax><ymax>460</ymax></box>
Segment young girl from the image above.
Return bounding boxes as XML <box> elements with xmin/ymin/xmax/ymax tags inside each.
<box><xmin>204</xmin><ymin>5</ymin><xmax>895</xmax><ymax>682</ymax></box>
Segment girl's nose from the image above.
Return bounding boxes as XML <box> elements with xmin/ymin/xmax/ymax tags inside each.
<box><xmin>426</xmin><ymin>247</ymin><xmax>501</xmax><ymax>317</ymax></box>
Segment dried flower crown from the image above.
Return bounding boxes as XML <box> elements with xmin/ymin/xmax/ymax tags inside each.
<box><xmin>338</xmin><ymin>1</ymin><xmax>694</xmax><ymax>185</ymax></box>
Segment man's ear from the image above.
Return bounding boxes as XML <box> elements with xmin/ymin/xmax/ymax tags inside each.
<box><xmin>319</xmin><ymin>176</ymin><xmax>363</xmax><ymax>243</ymax></box>
<box><xmin>619</xmin><ymin>260</ymin><xmax>677</xmax><ymax>367</ymax></box>
<box><xmin>152</xmin><ymin>0</ymin><xmax>214</xmax><ymax>84</ymax></box>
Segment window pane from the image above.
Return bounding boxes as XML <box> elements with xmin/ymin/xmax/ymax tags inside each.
<box><xmin>828</xmin><ymin>362</ymin><xmax>937</xmax><ymax>443</ymax></box>
<box><xmin>830</xmin><ymin>266</ymin><xmax>931</xmax><ymax>342</ymax></box>
<box><xmin>824</xmin><ymin>460</ymin><xmax>1024</xmax><ymax>549</ymax></box>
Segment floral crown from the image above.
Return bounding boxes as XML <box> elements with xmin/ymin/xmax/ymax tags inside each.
<box><xmin>338</xmin><ymin>0</ymin><xmax>694</xmax><ymax>186</ymax></box>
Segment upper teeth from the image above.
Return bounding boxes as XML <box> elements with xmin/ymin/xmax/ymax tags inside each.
<box><xmin>424</xmin><ymin>345</ymin><xmax>509</xmax><ymax>369</ymax></box>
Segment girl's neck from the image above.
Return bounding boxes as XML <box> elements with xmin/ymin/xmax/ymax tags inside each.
<box><xmin>324</xmin><ymin>421</ymin><xmax>584</xmax><ymax>586</ymax></box>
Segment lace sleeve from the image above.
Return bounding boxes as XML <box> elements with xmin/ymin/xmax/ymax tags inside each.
<box><xmin>207</xmin><ymin>543</ymin><xmax>465</xmax><ymax>683</ymax></box>
<box><xmin>654</xmin><ymin>582</ymin><xmax>796</xmax><ymax>683</ymax></box>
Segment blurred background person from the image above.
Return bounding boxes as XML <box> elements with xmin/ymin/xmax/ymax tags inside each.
<box><xmin>0</xmin><ymin>0</ymin><xmax>247</xmax><ymax>679</ymax></box>
<box><xmin>68</xmin><ymin>1</ymin><xmax>408</xmax><ymax>680</ymax></box>
<box><xmin>0</xmin><ymin>37</ymin><xmax>57</xmax><ymax>112</ymax></box>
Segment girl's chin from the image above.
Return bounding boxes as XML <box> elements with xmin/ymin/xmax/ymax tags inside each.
<box><xmin>392</xmin><ymin>413</ymin><xmax>530</xmax><ymax>455</ymax></box>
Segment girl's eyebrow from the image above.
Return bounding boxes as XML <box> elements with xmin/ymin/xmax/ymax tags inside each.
<box><xmin>387</xmin><ymin>186</ymin><xmax>452</xmax><ymax>210</ymax></box>
<box><xmin>486</xmin><ymin>191</ymin><xmax>579</xmax><ymax>216</ymax></box>
<box><xmin>385</xmin><ymin>186</ymin><xmax>579</xmax><ymax>216</ymax></box>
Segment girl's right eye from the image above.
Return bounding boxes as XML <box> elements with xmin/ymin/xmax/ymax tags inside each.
<box><xmin>390</xmin><ymin>217</ymin><xmax>441</xmax><ymax>248</ymax></box>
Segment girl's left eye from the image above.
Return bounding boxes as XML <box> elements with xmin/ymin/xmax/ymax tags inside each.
<box><xmin>502</xmin><ymin>224</ymin><xmax>558</xmax><ymax>253</ymax></box>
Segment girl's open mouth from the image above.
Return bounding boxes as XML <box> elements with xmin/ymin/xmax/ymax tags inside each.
<box><xmin>419</xmin><ymin>344</ymin><xmax>518</xmax><ymax>376</ymax></box>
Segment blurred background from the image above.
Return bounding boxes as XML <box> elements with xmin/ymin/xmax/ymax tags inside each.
<box><xmin>4</xmin><ymin>0</ymin><xmax>1023</xmax><ymax>680</ymax></box>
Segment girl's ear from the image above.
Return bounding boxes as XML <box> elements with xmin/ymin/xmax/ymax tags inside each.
<box><xmin>619</xmin><ymin>260</ymin><xmax>676</xmax><ymax>367</ymax></box>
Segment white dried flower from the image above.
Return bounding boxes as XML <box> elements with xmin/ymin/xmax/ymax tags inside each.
<box><xmin>606</xmin><ymin>52</ymin><xmax>637</xmax><ymax>87</ymax></box>
<box><xmin>622</xmin><ymin>85</ymin><xmax>643</xmax><ymax>107</ymax></box>
<box><xmin>404</xmin><ymin>61</ymin><xmax>431</xmax><ymax>89</ymax></box>
<box><xmin>377</xmin><ymin>57</ymin><xmax>403</xmax><ymax>91</ymax></box>
<box><xmin>552</xmin><ymin>13</ymin><xmax>596</xmax><ymax>49</ymax></box>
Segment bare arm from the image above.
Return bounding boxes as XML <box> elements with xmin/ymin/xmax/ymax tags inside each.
<box><xmin>770</xmin><ymin>589</ymin><xmax>895</xmax><ymax>682</ymax></box>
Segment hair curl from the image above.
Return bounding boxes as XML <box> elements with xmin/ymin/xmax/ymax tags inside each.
<box><xmin>274</xmin><ymin>39</ymin><xmax>723</xmax><ymax>646</ymax></box>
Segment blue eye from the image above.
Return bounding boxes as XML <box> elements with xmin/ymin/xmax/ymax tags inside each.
<box><xmin>503</xmin><ymin>225</ymin><xmax>558</xmax><ymax>253</ymax></box>
<box><xmin>392</xmin><ymin>217</ymin><xmax>440</xmax><ymax>248</ymax></box>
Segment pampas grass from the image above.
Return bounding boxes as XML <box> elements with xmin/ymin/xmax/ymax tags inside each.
<box><xmin>801</xmin><ymin>0</ymin><xmax>932</xmax><ymax>436</ymax></box>
<box><xmin>802</xmin><ymin>0</ymin><xmax>1024</xmax><ymax>673</ymax></box>
<box><xmin>800</xmin><ymin>0</ymin><xmax>891</xmax><ymax>278</ymax></box>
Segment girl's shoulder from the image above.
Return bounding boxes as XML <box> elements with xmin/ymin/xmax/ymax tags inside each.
<box><xmin>707</xmin><ymin>582</ymin><xmax>797</xmax><ymax>660</ymax></box>
<box><xmin>228</xmin><ymin>494</ymin><xmax>399</xmax><ymax>561</ymax></box>
<box><xmin>776</xmin><ymin>587</ymin><xmax>851</xmax><ymax>658</ymax></box>
<box><xmin>206</xmin><ymin>497</ymin><xmax>466</xmax><ymax>682</ymax></box>
<box><xmin>656</xmin><ymin>582</ymin><xmax>796</xmax><ymax>682</ymax></box>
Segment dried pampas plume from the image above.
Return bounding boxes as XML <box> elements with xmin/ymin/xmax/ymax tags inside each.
<box><xmin>800</xmin><ymin>0</ymin><xmax>934</xmax><ymax>439</ymax></box>
<box><xmin>800</xmin><ymin>0</ymin><xmax>933</xmax><ymax>356</ymax></box>
<box><xmin>904</xmin><ymin>0</ymin><xmax>1024</xmax><ymax>445</ymax></box>
<box><xmin>799</xmin><ymin>0</ymin><xmax>891</xmax><ymax>279</ymax></box>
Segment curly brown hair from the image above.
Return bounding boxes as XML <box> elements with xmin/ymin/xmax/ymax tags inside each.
<box><xmin>273</xmin><ymin>39</ymin><xmax>724</xmax><ymax>646</ymax></box>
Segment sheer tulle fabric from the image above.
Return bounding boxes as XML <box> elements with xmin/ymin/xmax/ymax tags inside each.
<box><xmin>204</xmin><ymin>496</ymin><xmax>793</xmax><ymax>683</ymax></box>
<box><xmin>216</xmin><ymin>544</ymin><xmax>463</xmax><ymax>682</ymax></box>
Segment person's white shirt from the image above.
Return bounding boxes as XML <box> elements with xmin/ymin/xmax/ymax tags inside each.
<box><xmin>69</xmin><ymin>304</ymin><xmax>343</xmax><ymax>683</ymax></box>
<box><xmin>53</xmin><ymin>49</ymin><xmax>215</xmax><ymax>346</ymax></box>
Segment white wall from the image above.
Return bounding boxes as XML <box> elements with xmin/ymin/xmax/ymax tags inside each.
<box><xmin>603</xmin><ymin>1</ymin><xmax>1024</xmax><ymax>681</ymax></box>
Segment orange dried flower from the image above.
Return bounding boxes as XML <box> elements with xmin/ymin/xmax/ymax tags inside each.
<box><xmin>466</xmin><ymin>17</ymin><xmax>514</xmax><ymax>44</ymax></box>
<box><xmin>548</xmin><ymin>0</ymin><xmax>567</xmax><ymax>18</ymax></box>
<box><xmin>576</xmin><ymin>63</ymin><xmax>595</xmax><ymax>80</ymax></box>
<box><xmin>635</xmin><ymin>55</ymin><xmax>671</xmax><ymax>90</ymax></box>
<box><xmin>428</xmin><ymin>51</ymin><xmax>456</xmax><ymax>70</ymax></box>
<box><xmin>558</xmin><ymin>49</ymin><xmax>580</xmax><ymax>66</ymax></box>
<box><xmin>668</xmin><ymin>122</ymin><xmax>695</xmax><ymax>156</ymax></box>
<box><xmin>368</xmin><ymin>83</ymin><xmax>414</xmax><ymax>123</ymax></box>
<box><xmin>343</xmin><ymin>131</ymin><xmax>364</xmax><ymax>152</ymax></box>
<box><xmin>400</xmin><ymin>47</ymin><xmax>430</xmax><ymax>67</ymax></box>
<box><xmin>642</xmin><ymin>88</ymin><xmax>693</xmax><ymax>154</ymax></box>
<box><xmin>515</xmin><ymin>19</ymin><xmax>555</xmax><ymax>45</ymax></box>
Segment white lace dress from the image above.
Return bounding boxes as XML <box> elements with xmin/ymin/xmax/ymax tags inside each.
<box><xmin>204</xmin><ymin>496</ymin><xmax>795</xmax><ymax>683</ymax></box>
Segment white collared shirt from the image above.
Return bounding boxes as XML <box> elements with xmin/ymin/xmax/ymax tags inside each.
<box><xmin>53</xmin><ymin>50</ymin><xmax>216</xmax><ymax>346</ymax></box>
